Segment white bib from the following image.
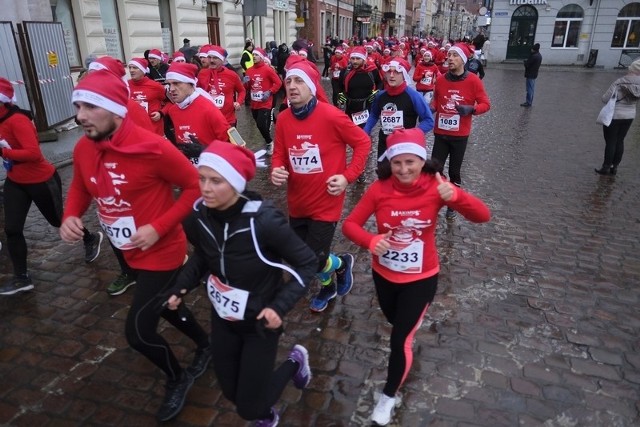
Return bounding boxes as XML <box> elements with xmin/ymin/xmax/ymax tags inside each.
<box><xmin>98</xmin><ymin>213</ymin><xmax>137</xmax><ymax>250</ymax></box>
<box><xmin>250</xmin><ymin>91</ymin><xmax>263</xmax><ymax>102</ymax></box>
<box><xmin>379</xmin><ymin>240</ymin><xmax>424</xmax><ymax>273</ymax></box>
<box><xmin>437</xmin><ymin>113</ymin><xmax>461</xmax><ymax>131</ymax></box>
<box><xmin>288</xmin><ymin>144</ymin><xmax>323</xmax><ymax>174</ymax></box>
<box><xmin>139</xmin><ymin>101</ymin><xmax>149</xmax><ymax>112</ymax></box>
<box><xmin>351</xmin><ymin>110</ymin><xmax>369</xmax><ymax>125</ymax></box>
<box><xmin>332</xmin><ymin>69</ymin><xmax>341</xmax><ymax>78</ymax></box>
<box><xmin>207</xmin><ymin>275</ymin><xmax>249</xmax><ymax>321</ymax></box>
<box><xmin>420</xmin><ymin>73</ymin><xmax>433</xmax><ymax>85</ymax></box>
<box><xmin>213</xmin><ymin>95</ymin><xmax>225</xmax><ymax>108</ymax></box>
<box><xmin>381</xmin><ymin>110</ymin><xmax>404</xmax><ymax>135</ymax></box>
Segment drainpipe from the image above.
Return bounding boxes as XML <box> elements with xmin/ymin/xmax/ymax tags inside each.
<box><xmin>587</xmin><ymin>0</ymin><xmax>600</xmax><ymax>54</ymax></box>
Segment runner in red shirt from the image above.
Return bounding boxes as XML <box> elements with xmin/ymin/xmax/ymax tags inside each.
<box><xmin>127</xmin><ymin>57</ymin><xmax>166</xmax><ymax>136</ymax></box>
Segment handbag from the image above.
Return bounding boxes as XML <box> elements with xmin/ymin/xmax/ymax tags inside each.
<box><xmin>596</xmin><ymin>89</ymin><xmax>617</xmax><ymax>126</ymax></box>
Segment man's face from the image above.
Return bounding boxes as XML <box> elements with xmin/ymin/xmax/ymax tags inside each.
<box><xmin>74</xmin><ymin>101</ymin><xmax>122</xmax><ymax>141</ymax></box>
<box><xmin>166</xmin><ymin>80</ymin><xmax>195</xmax><ymax>104</ymax></box>
<box><xmin>349</xmin><ymin>56</ymin><xmax>365</xmax><ymax>68</ymax></box>
<box><xmin>209</xmin><ymin>56</ymin><xmax>223</xmax><ymax>69</ymax></box>
<box><xmin>447</xmin><ymin>50</ymin><xmax>465</xmax><ymax>73</ymax></box>
<box><xmin>285</xmin><ymin>75</ymin><xmax>313</xmax><ymax>108</ymax></box>
<box><xmin>252</xmin><ymin>53</ymin><xmax>263</xmax><ymax>64</ymax></box>
<box><xmin>128</xmin><ymin>65</ymin><xmax>145</xmax><ymax>81</ymax></box>
<box><xmin>149</xmin><ymin>57</ymin><xmax>160</xmax><ymax>67</ymax></box>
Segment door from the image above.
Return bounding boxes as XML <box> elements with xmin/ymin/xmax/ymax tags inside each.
<box><xmin>506</xmin><ymin>6</ymin><xmax>538</xmax><ymax>60</ymax></box>
<box><xmin>208</xmin><ymin>17</ymin><xmax>220</xmax><ymax>45</ymax></box>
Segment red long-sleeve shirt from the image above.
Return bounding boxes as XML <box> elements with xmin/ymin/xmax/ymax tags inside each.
<box><xmin>413</xmin><ymin>62</ymin><xmax>440</xmax><ymax>92</ymax></box>
<box><xmin>432</xmin><ymin>72</ymin><xmax>490</xmax><ymax>137</ymax></box>
<box><xmin>129</xmin><ymin>76</ymin><xmax>166</xmax><ymax>136</ymax></box>
<box><xmin>246</xmin><ymin>62</ymin><xmax>282</xmax><ymax>110</ymax></box>
<box><xmin>343</xmin><ymin>173</ymin><xmax>491</xmax><ymax>283</ymax></box>
<box><xmin>63</xmin><ymin>118</ymin><xmax>200</xmax><ymax>270</ymax></box>
<box><xmin>330</xmin><ymin>55</ymin><xmax>348</xmax><ymax>80</ymax></box>
<box><xmin>0</xmin><ymin>106</ymin><xmax>55</xmax><ymax>184</ymax></box>
<box><xmin>197</xmin><ymin>66</ymin><xmax>246</xmax><ymax>125</ymax></box>
<box><xmin>163</xmin><ymin>94</ymin><xmax>230</xmax><ymax>144</ymax></box>
<box><xmin>272</xmin><ymin>102</ymin><xmax>371</xmax><ymax>222</ymax></box>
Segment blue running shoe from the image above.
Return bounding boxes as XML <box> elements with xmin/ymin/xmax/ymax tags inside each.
<box><xmin>336</xmin><ymin>253</ymin><xmax>354</xmax><ymax>296</ymax></box>
<box><xmin>310</xmin><ymin>282</ymin><xmax>337</xmax><ymax>312</ymax></box>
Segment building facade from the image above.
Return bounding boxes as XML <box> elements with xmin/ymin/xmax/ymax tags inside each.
<box><xmin>487</xmin><ymin>0</ymin><xmax>640</xmax><ymax>68</ymax></box>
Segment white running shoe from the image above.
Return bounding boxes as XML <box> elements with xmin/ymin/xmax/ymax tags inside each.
<box><xmin>371</xmin><ymin>393</ymin><xmax>396</xmax><ymax>425</ymax></box>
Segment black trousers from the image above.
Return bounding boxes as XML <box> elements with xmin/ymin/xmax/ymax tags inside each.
<box><xmin>602</xmin><ymin>119</ymin><xmax>633</xmax><ymax>166</ymax></box>
<box><xmin>289</xmin><ymin>217</ymin><xmax>337</xmax><ymax>273</ymax></box>
<box><xmin>4</xmin><ymin>172</ymin><xmax>62</xmax><ymax>275</ymax></box>
<box><xmin>431</xmin><ymin>134</ymin><xmax>469</xmax><ymax>186</ymax></box>
<box><xmin>251</xmin><ymin>108</ymin><xmax>272</xmax><ymax>145</ymax></box>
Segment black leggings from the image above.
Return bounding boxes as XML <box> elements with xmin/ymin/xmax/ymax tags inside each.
<box><xmin>431</xmin><ymin>134</ymin><xmax>469</xmax><ymax>186</ymax></box>
<box><xmin>124</xmin><ymin>268</ymin><xmax>209</xmax><ymax>380</ymax></box>
<box><xmin>211</xmin><ymin>312</ymin><xmax>297</xmax><ymax>420</ymax></box>
<box><xmin>289</xmin><ymin>217</ymin><xmax>337</xmax><ymax>273</ymax></box>
<box><xmin>373</xmin><ymin>270</ymin><xmax>438</xmax><ymax>396</ymax></box>
<box><xmin>331</xmin><ymin>79</ymin><xmax>341</xmax><ymax>106</ymax></box>
<box><xmin>602</xmin><ymin>119</ymin><xmax>633</xmax><ymax>166</ymax></box>
<box><xmin>251</xmin><ymin>108</ymin><xmax>272</xmax><ymax>145</ymax></box>
<box><xmin>4</xmin><ymin>172</ymin><xmax>63</xmax><ymax>275</ymax></box>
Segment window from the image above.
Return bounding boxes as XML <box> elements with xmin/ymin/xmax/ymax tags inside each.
<box><xmin>98</xmin><ymin>0</ymin><xmax>124</xmax><ymax>60</ymax></box>
<box><xmin>50</xmin><ymin>0</ymin><xmax>81</xmax><ymax>68</ymax></box>
<box><xmin>159</xmin><ymin>0</ymin><xmax>174</xmax><ymax>55</ymax></box>
<box><xmin>611</xmin><ymin>3</ymin><xmax>640</xmax><ymax>48</ymax></box>
<box><xmin>552</xmin><ymin>4</ymin><xmax>583</xmax><ymax>48</ymax></box>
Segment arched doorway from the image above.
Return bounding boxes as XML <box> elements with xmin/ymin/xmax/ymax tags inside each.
<box><xmin>507</xmin><ymin>5</ymin><xmax>538</xmax><ymax>60</ymax></box>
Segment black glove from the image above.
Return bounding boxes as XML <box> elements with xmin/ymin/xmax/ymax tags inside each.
<box><xmin>455</xmin><ymin>104</ymin><xmax>475</xmax><ymax>116</ymax></box>
<box><xmin>176</xmin><ymin>142</ymin><xmax>204</xmax><ymax>160</ymax></box>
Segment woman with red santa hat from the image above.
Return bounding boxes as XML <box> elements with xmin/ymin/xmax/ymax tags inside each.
<box><xmin>343</xmin><ymin>128</ymin><xmax>490</xmax><ymax>425</ymax></box>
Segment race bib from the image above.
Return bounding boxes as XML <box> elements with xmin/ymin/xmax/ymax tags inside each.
<box><xmin>381</xmin><ymin>110</ymin><xmax>404</xmax><ymax>134</ymax></box>
<box><xmin>213</xmin><ymin>95</ymin><xmax>225</xmax><ymax>108</ymax></box>
<box><xmin>250</xmin><ymin>91</ymin><xmax>263</xmax><ymax>102</ymax></box>
<box><xmin>437</xmin><ymin>113</ymin><xmax>460</xmax><ymax>131</ymax></box>
<box><xmin>423</xmin><ymin>91</ymin><xmax>434</xmax><ymax>105</ymax></box>
<box><xmin>289</xmin><ymin>144</ymin><xmax>323</xmax><ymax>174</ymax></box>
<box><xmin>333</xmin><ymin>69</ymin><xmax>341</xmax><ymax>78</ymax></box>
<box><xmin>98</xmin><ymin>214</ymin><xmax>137</xmax><ymax>250</ymax></box>
<box><xmin>420</xmin><ymin>73</ymin><xmax>433</xmax><ymax>85</ymax></box>
<box><xmin>379</xmin><ymin>240</ymin><xmax>424</xmax><ymax>273</ymax></box>
<box><xmin>139</xmin><ymin>101</ymin><xmax>149</xmax><ymax>112</ymax></box>
<box><xmin>207</xmin><ymin>275</ymin><xmax>249</xmax><ymax>321</ymax></box>
<box><xmin>351</xmin><ymin>110</ymin><xmax>369</xmax><ymax>125</ymax></box>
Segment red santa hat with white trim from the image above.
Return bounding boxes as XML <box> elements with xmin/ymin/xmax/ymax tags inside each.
<box><xmin>128</xmin><ymin>57</ymin><xmax>149</xmax><ymax>74</ymax></box>
<box><xmin>350</xmin><ymin>46</ymin><xmax>367</xmax><ymax>60</ymax></box>
<box><xmin>148</xmin><ymin>49</ymin><xmax>163</xmax><ymax>60</ymax></box>
<box><xmin>72</xmin><ymin>71</ymin><xmax>128</xmax><ymax>117</ymax></box>
<box><xmin>449</xmin><ymin>43</ymin><xmax>470</xmax><ymax>64</ymax></box>
<box><xmin>253</xmin><ymin>48</ymin><xmax>268</xmax><ymax>61</ymax></box>
<box><xmin>89</xmin><ymin>56</ymin><xmax>126</xmax><ymax>78</ymax></box>
<box><xmin>285</xmin><ymin>60</ymin><xmax>321</xmax><ymax>96</ymax></box>
<box><xmin>172</xmin><ymin>52</ymin><xmax>186</xmax><ymax>62</ymax></box>
<box><xmin>199</xmin><ymin>45</ymin><xmax>212</xmax><ymax>58</ymax></box>
<box><xmin>207</xmin><ymin>45</ymin><xmax>227</xmax><ymax>61</ymax></box>
<box><xmin>198</xmin><ymin>142</ymin><xmax>256</xmax><ymax>194</ymax></box>
<box><xmin>0</xmin><ymin>78</ymin><xmax>16</xmax><ymax>104</ymax></box>
<box><xmin>378</xmin><ymin>128</ymin><xmax>427</xmax><ymax>162</ymax></box>
<box><xmin>165</xmin><ymin>62</ymin><xmax>198</xmax><ymax>85</ymax></box>
<box><xmin>381</xmin><ymin>58</ymin><xmax>412</xmax><ymax>83</ymax></box>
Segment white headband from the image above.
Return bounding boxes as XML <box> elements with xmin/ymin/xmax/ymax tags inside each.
<box><xmin>165</xmin><ymin>71</ymin><xmax>196</xmax><ymax>85</ymax></box>
<box><xmin>198</xmin><ymin>152</ymin><xmax>247</xmax><ymax>193</ymax></box>
<box><xmin>208</xmin><ymin>50</ymin><xmax>225</xmax><ymax>61</ymax></box>
<box><xmin>72</xmin><ymin>89</ymin><xmax>128</xmax><ymax>118</ymax></box>
<box><xmin>148</xmin><ymin>52</ymin><xmax>162</xmax><ymax>60</ymax></box>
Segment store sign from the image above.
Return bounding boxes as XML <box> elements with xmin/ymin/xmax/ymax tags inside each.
<box><xmin>509</xmin><ymin>0</ymin><xmax>547</xmax><ymax>5</ymax></box>
<box><xmin>273</xmin><ymin>0</ymin><xmax>288</xmax><ymax>10</ymax></box>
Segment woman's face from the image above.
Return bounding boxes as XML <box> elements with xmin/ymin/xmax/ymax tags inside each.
<box><xmin>198</xmin><ymin>166</ymin><xmax>239</xmax><ymax>210</ymax></box>
<box><xmin>390</xmin><ymin>153</ymin><xmax>425</xmax><ymax>185</ymax></box>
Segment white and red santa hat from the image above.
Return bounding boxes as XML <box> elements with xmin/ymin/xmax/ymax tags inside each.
<box><xmin>449</xmin><ymin>43</ymin><xmax>470</xmax><ymax>64</ymax></box>
<box><xmin>299</xmin><ymin>48</ymin><xmax>308</xmax><ymax>58</ymax></box>
<box><xmin>350</xmin><ymin>46</ymin><xmax>367</xmax><ymax>60</ymax></box>
<box><xmin>381</xmin><ymin>58</ymin><xmax>412</xmax><ymax>83</ymax></box>
<box><xmin>198</xmin><ymin>142</ymin><xmax>256</xmax><ymax>194</ymax></box>
<box><xmin>207</xmin><ymin>45</ymin><xmax>227</xmax><ymax>61</ymax></box>
<box><xmin>172</xmin><ymin>52</ymin><xmax>186</xmax><ymax>62</ymax></box>
<box><xmin>166</xmin><ymin>62</ymin><xmax>198</xmax><ymax>85</ymax></box>
<box><xmin>0</xmin><ymin>78</ymin><xmax>16</xmax><ymax>104</ymax></box>
<box><xmin>285</xmin><ymin>60</ymin><xmax>319</xmax><ymax>96</ymax></box>
<box><xmin>378</xmin><ymin>128</ymin><xmax>427</xmax><ymax>162</ymax></box>
<box><xmin>89</xmin><ymin>56</ymin><xmax>126</xmax><ymax>78</ymax></box>
<box><xmin>128</xmin><ymin>57</ymin><xmax>150</xmax><ymax>74</ymax></box>
<box><xmin>335</xmin><ymin>47</ymin><xmax>345</xmax><ymax>55</ymax></box>
<box><xmin>72</xmin><ymin>71</ymin><xmax>128</xmax><ymax>117</ymax></box>
<box><xmin>253</xmin><ymin>48</ymin><xmax>268</xmax><ymax>61</ymax></box>
<box><xmin>199</xmin><ymin>45</ymin><xmax>212</xmax><ymax>58</ymax></box>
<box><xmin>148</xmin><ymin>49</ymin><xmax>163</xmax><ymax>60</ymax></box>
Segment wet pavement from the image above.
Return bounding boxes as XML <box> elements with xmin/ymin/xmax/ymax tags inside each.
<box><xmin>1</xmin><ymin>65</ymin><xmax>639</xmax><ymax>426</ymax></box>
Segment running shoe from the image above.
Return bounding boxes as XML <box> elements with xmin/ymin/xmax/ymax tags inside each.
<box><xmin>186</xmin><ymin>345</ymin><xmax>213</xmax><ymax>378</ymax></box>
<box><xmin>106</xmin><ymin>273</ymin><xmax>136</xmax><ymax>296</ymax></box>
<box><xmin>371</xmin><ymin>393</ymin><xmax>396</xmax><ymax>425</ymax></box>
<box><xmin>255</xmin><ymin>407</ymin><xmax>279</xmax><ymax>427</ymax></box>
<box><xmin>288</xmin><ymin>344</ymin><xmax>312</xmax><ymax>389</ymax></box>
<box><xmin>445</xmin><ymin>208</ymin><xmax>457</xmax><ymax>221</ymax></box>
<box><xmin>335</xmin><ymin>254</ymin><xmax>354</xmax><ymax>296</ymax></box>
<box><xmin>309</xmin><ymin>282</ymin><xmax>337</xmax><ymax>312</ymax></box>
<box><xmin>0</xmin><ymin>274</ymin><xmax>33</xmax><ymax>296</ymax></box>
<box><xmin>84</xmin><ymin>231</ymin><xmax>103</xmax><ymax>263</ymax></box>
<box><xmin>156</xmin><ymin>371</ymin><xmax>194</xmax><ymax>422</ymax></box>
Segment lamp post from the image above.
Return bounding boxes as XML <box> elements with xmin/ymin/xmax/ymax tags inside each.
<box><xmin>373</xmin><ymin>6</ymin><xmax>379</xmax><ymax>38</ymax></box>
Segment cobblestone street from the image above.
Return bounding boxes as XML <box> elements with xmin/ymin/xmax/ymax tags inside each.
<box><xmin>1</xmin><ymin>65</ymin><xmax>639</xmax><ymax>426</ymax></box>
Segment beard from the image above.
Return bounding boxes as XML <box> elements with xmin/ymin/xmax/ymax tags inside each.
<box><xmin>84</xmin><ymin>121</ymin><xmax>118</xmax><ymax>141</ymax></box>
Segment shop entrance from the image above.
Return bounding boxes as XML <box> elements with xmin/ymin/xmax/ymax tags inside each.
<box><xmin>506</xmin><ymin>5</ymin><xmax>538</xmax><ymax>60</ymax></box>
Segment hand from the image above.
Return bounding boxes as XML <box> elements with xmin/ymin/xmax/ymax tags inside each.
<box><xmin>338</xmin><ymin>92</ymin><xmax>347</xmax><ymax>104</ymax></box>
<box><xmin>261</xmin><ymin>90</ymin><xmax>272</xmax><ymax>101</ymax></box>
<box><xmin>233</xmin><ymin>101</ymin><xmax>241</xmax><ymax>110</ymax></box>
<box><xmin>60</xmin><ymin>216</ymin><xmax>86</xmax><ymax>242</ymax></box>
<box><xmin>271</xmin><ymin>166</ymin><xmax>289</xmax><ymax>186</ymax></box>
<box><xmin>130</xmin><ymin>224</ymin><xmax>160</xmax><ymax>251</ymax></box>
<box><xmin>436</xmin><ymin>172</ymin><xmax>455</xmax><ymax>201</ymax></box>
<box><xmin>326</xmin><ymin>174</ymin><xmax>348</xmax><ymax>196</ymax></box>
<box><xmin>166</xmin><ymin>289</ymin><xmax>187</xmax><ymax>310</ymax></box>
<box><xmin>242</xmin><ymin>75</ymin><xmax>250</xmax><ymax>84</ymax></box>
<box><xmin>0</xmin><ymin>139</ymin><xmax>11</xmax><ymax>150</ymax></box>
<box><xmin>368</xmin><ymin>90</ymin><xmax>379</xmax><ymax>102</ymax></box>
<box><xmin>257</xmin><ymin>307</ymin><xmax>282</xmax><ymax>329</ymax></box>
<box><xmin>373</xmin><ymin>231</ymin><xmax>393</xmax><ymax>256</ymax></box>
<box><xmin>455</xmin><ymin>104</ymin><xmax>475</xmax><ymax>116</ymax></box>
<box><xmin>150</xmin><ymin>112</ymin><xmax>161</xmax><ymax>122</ymax></box>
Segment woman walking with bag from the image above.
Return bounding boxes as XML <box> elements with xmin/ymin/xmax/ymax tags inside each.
<box><xmin>595</xmin><ymin>58</ymin><xmax>640</xmax><ymax>175</ymax></box>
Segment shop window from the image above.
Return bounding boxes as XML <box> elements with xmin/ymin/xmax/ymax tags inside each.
<box><xmin>50</xmin><ymin>0</ymin><xmax>81</xmax><ymax>68</ymax></box>
<box><xmin>98</xmin><ymin>0</ymin><xmax>124</xmax><ymax>60</ymax></box>
<box><xmin>611</xmin><ymin>3</ymin><xmax>640</xmax><ymax>48</ymax></box>
<box><xmin>551</xmin><ymin>5</ymin><xmax>583</xmax><ymax>48</ymax></box>
<box><xmin>159</xmin><ymin>0</ymin><xmax>174</xmax><ymax>54</ymax></box>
